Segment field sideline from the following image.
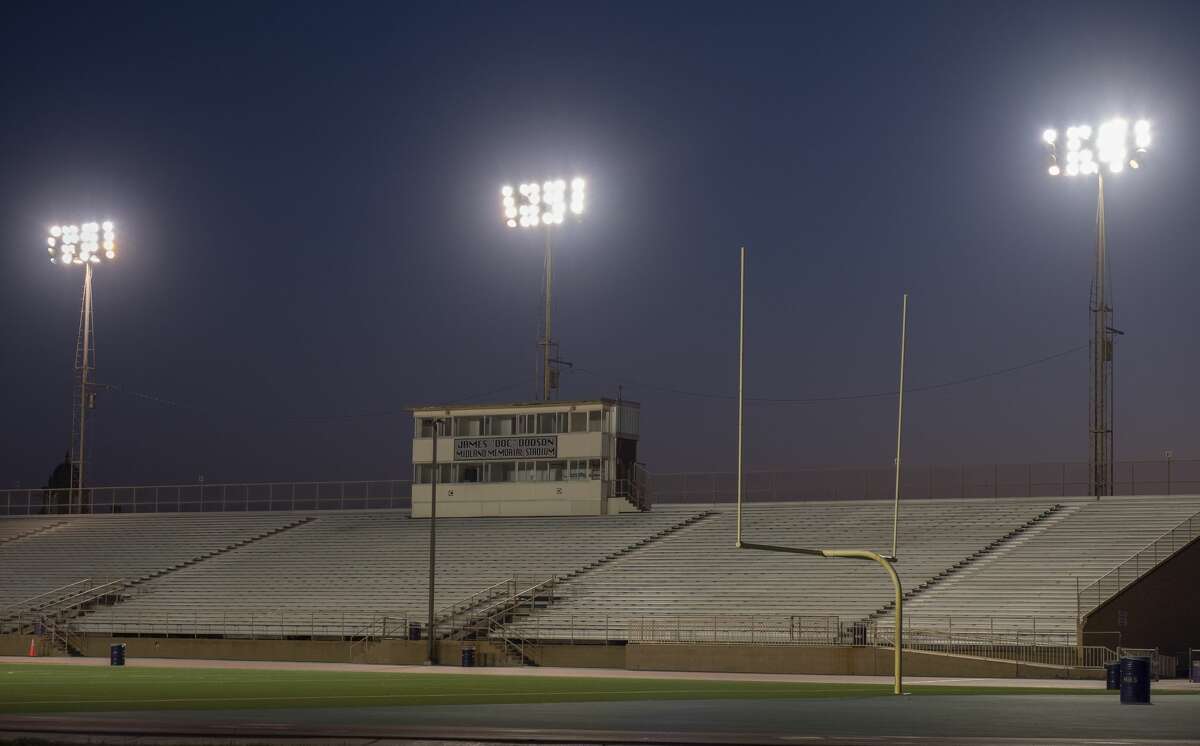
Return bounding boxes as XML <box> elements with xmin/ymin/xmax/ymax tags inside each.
<box><xmin>2</xmin><ymin>661</ymin><xmax>1198</xmax><ymax>714</ymax></box>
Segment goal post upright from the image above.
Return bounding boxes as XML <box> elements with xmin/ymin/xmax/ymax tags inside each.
<box><xmin>733</xmin><ymin>246</ymin><xmax>906</xmax><ymax>694</ymax></box>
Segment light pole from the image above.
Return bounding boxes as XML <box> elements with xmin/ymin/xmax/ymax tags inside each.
<box><xmin>47</xmin><ymin>220</ymin><xmax>118</xmax><ymax>514</ymax></box>
<box><xmin>500</xmin><ymin>177</ymin><xmax>586</xmax><ymax>401</ymax></box>
<box><xmin>425</xmin><ymin>416</ymin><xmax>445</xmax><ymax>665</ymax></box>
<box><xmin>1043</xmin><ymin>119</ymin><xmax>1150</xmax><ymax>498</ymax></box>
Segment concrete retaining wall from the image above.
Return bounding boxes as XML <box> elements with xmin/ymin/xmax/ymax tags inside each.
<box><xmin>2</xmin><ymin>634</ymin><xmax>1099</xmax><ymax>678</ymax></box>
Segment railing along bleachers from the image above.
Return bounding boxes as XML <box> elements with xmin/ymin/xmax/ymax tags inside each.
<box><xmin>77</xmin><ymin>510</ymin><xmax>705</xmax><ymax>636</ymax></box>
<box><xmin>0</xmin><ymin>513</ymin><xmax>304</xmax><ymax>614</ymax></box>
<box><xmin>504</xmin><ymin>499</ymin><xmax>1064</xmax><ymax>640</ymax></box>
<box><xmin>881</xmin><ymin>495</ymin><xmax>1200</xmax><ymax>636</ymax></box>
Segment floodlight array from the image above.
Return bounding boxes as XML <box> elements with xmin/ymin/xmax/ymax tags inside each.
<box><xmin>47</xmin><ymin>221</ymin><xmax>117</xmax><ymax>265</ymax></box>
<box><xmin>500</xmin><ymin>177</ymin><xmax>586</xmax><ymax>228</ymax></box>
<box><xmin>1043</xmin><ymin>118</ymin><xmax>1151</xmax><ymax>177</ymax></box>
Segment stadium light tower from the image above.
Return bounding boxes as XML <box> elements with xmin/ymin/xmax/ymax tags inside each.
<box><xmin>46</xmin><ymin>220</ymin><xmax>118</xmax><ymax>513</ymax></box>
<box><xmin>500</xmin><ymin>177</ymin><xmax>586</xmax><ymax>401</ymax></box>
<box><xmin>1043</xmin><ymin>118</ymin><xmax>1150</xmax><ymax>498</ymax></box>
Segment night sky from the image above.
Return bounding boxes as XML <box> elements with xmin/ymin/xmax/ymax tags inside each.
<box><xmin>2</xmin><ymin>1</ymin><xmax>1199</xmax><ymax>488</ymax></box>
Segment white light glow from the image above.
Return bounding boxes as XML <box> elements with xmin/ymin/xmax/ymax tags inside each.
<box><xmin>1048</xmin><ymin>164</ymin><xmax>1061</xmax><ymax>176</ymax></box>
<box><xmin>1129</xmin><ymin>158</ymin><xmax>1140</xmax><ymax>169</ymax></box>
<box><xmin>1042</xmin><ymin>129</ymin><xmax>1058</xmax><ymax>145</ymax></box>
<box><xmin>1067</xmin><ymin>163</ymin><xmax>1080</xmax><ymax>176</ymax></box>
<box><xmin>1068</xmin><ymin>138</ymin><xmax>1081</xmax><ymax>152</ymax></box>
<box><xmin>1078</xmin><ymin>125</ymin><xmax>1092</xmax><ymax>140</ymax></box>
<box><xmin>1097</xmin><ymin>118</ymin><xmax>1128</xmax><ymax>164</ymax></box>
<box><xmin>46</xmin><ymin>220</ymin><xmax>116</xmax><ymax>263</ymax></box>
<box><xmin>501</xmin><ymin>185</ymin><xmax>513</xmax><ymax>197</ymax></box>
<box><xmin>1134</xmin><ymin>121</ymin><xmax>1151</xmax><ymax>149</ymax></box>
<box><xmin>1066</xmin><ymin>127</ymin><xmax>1078</xmax><ymax>139</ymax></box>
<box><xmin>1110</xmin><ymin>161</ymin><xmax>1124</xmax><ymax>174</ymax></box>
<box><xmin>505</xmin><ymin>176</ymin><xmax>584</xmax><ymax>228</ymax></box>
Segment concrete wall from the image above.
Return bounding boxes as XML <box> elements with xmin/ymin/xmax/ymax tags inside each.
<box><xmin>3</xmin><ymin>635</ymin><xmax>504</xmax><ymax>667</ymax></box>
<box><xmin>412</xmin><ymin>480</ymin><xmax>604</xmax><ymax>518</ymax></box>
<box><xmin>1083</xmin><ymin>535</ymin><xmax>1200</xmax><ymax>654</ymax></box>
<box><xmin>3</xmin><ymin>635</ymin><xmax>1098</xmax><ymax>679</ymax></box>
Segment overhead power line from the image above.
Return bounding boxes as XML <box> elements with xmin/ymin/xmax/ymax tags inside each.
<box><xmin>571</xmin><ymin>343</ymin><xmax>1088</xmax><ymax>406</ymax></box>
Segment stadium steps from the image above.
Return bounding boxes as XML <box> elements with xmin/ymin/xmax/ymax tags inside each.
<box><xmin>445</xmin><ymin>512</ymin><xmax>715</xmax><ymax>645</ymax></box>
<box><xmin>857</xmin><ymin>503</ymin><xmax>1070</xmax><ymax>626</ymax></box>
<box><xmin>0</xmin><ymin>520</ymin><xmax>68</xmax><ymax>546</ymax></box>
<box><xmin>130</xmin><ymin>516</ymin><xmax>316</xmax><ymax>583</ymax></box>
<box><xmin>39</xmin><ymin>516</ymin><xmax>319</xmax><ymax>634</ymax></box>
<box><xmin>557</xmin><ymin>510</ymin><xmax>716</xmax><ymax>584</ymax></box>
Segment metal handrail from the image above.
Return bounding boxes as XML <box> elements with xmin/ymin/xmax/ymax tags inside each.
<box><xmin>0</xmin><ymin>578</ymin><xmax>91</xmax><ymax>617</ymax></box>
<box><xmin>0</xmin><ymin>479</ymin><xmax>412</xmax><ymax>516</ymax></box>
<box><xmin>436</xmin><ymin>577</ymin><xmax>516</xmax><ymax>624</ymax></box>
<box><xmin>1078</xmin><ymin>510</ymin><xmax>1200</xmax><ymax>615</ymax></box>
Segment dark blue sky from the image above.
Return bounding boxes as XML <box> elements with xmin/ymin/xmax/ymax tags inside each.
<box><xmin>2</xmin><ymin>1</ymin><xmax>1199</xmax><ymax>487</ymax></box>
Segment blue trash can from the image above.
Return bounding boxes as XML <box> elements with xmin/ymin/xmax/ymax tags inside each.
<box><xmin>1190</xmin><ymin>660</ymin><xmax>1200</xmax><ymax>684</ymax></box>
<box><xmin>1120</xmin><ymin>656</ymin><xmax>1151</xmax><ymax>704</ymax></box>
<box><xmin>461</xmin><ymin>646</ymin><xmax>476</xmax><ymax>667</ymax></box>
<box><xmin>1105</xmin><ymin>662</ymin><xmax>1121</xmax><ymax>690</ymax></box>
<box><xmin>109</xmin><ymin>643</ymin><xmax>126</xmax><ymax>667</ymax></box>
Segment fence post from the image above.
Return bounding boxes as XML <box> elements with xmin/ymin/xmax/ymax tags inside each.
<box><xmin>1027</xmin><ymin>464</ymin><xmax>1032</xmax><ymax>497</ymax></box>
<box><xmin>960</xmin><ymin>465</ymin><xmax>965</xmax><ymax>499</ymax></box>
<box><xmin>993</xmin><ymin>464</ymin><xmax>998</xmax><ymax>498</ymax></box>
<box><xmin>929</xmin><ymin>465</ymin><xmax>934</xmax><ymax>499</ymax></box>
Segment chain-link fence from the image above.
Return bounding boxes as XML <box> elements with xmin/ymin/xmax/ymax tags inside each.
<box><xmin>650</xmin><ymin>460</ymin><xmax>1200</xmax><ymax>504</ymax></box>
<box><xmin>0</xmin><ymin>480</ymin><xmax>411</xmax><ymax>516</ymax></box>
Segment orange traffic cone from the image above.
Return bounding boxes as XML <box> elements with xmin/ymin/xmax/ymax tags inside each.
<box><xmin>27</xmin><ymin>638</ymin><xmax>36</xmax><ymax>657</ymax></box>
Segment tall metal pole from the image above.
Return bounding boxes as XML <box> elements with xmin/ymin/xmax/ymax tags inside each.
<box><xmin>735</xmin><ymin>247</ymin><xmax>745</xmax><ymax>545</ymax></box>
<box><xmin>73</xmin><ymin>262</ymin><xmax>95</xmax><ymax>514</ymax></box>
<box><xmin>1090</xmin><ymin>172</ymin><xmax>1112</xmax><ymax>498</ymax></box>
<box><xmin>426</xmin><ymin>420</ymin><xmax>440</xmax><ymax>664</ymax></box>
<box><xmin>891</xmin><ymin>294</ymin><xmax>908</xmax><ymax>559</ymax></box>
<box><xmin>541</xmin><ymin>229</ymin><xmax>554</xmax><ymax>401</ymax></box>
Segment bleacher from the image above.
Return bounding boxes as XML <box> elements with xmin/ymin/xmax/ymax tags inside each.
<box><xmin>885</xmin><ymin>495</ymin><xmax>1200</xmax><ymax>635</ymax></box>
<box><xmin>0</xmin><ymin>513</ymin><xmax>306</xmax><ymax>611</ymax></box>
<box><xmin>0</xmin><ymin>494</ymin><xmax>1195</xmax><ymax>647</ymax></box>
<box><xmin>74</xmin><ymin>510</ymin><xmax>704</xmax><ymax>636</ymax></box>
<box><xmin>506</xmin><ymin>499</ymin><xmax>1065</xmax><ymax>640</ymax></box>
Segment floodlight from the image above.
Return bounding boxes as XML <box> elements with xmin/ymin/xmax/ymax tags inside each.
<box><xmin>1067</xmin><ymin>138</ymin><xmax>1081</xmax><ymax>152</ymax></box>
<box><xmin>1134</xmin><ymin>120</ymin><xmax>1151</xmax><ymax>149</ymax></box>
<box><xmin>503</xmin><ymin>175</ymin><xmax>586</xmax><ymax>229</ymax></box>
<box><xmin>47</xmin><ymin>220</ymin><xmax>116</xmax><ymax>266</ymax></box>
<box><xmin>1078</xmin><ymin>125</ymin><xmax>1092</xmax><ymax>140</ymax></box>
<box><xmin>1067</xmin><ymin>163</ymin><xmax>1080</xmax><ymax>176</ymax></box>
<box><xmin>1043</xmin><ymin>129</ymin><xmax>1058</xmax><ymax>145</ymax></box>
<box><xmin>1096</xmin><ymin>118</ymin><xmax>1128</xmax><ymax>164</ymax></box>
<box><xmin>1048</xmin><ymin>164</ymin><xmax>1061</xmax><ymax>176</ymax></box>
<box><xmin>1129</xmin><ymin>158</ymin><xmax>1140</xmax><ymax>169</ymax></box>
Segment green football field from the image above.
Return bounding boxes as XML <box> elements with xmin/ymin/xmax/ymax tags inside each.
<box><xmin>1</xmin><ymin>664</ymin><xmax>1196</xmax><ymax>714</ymax></box>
